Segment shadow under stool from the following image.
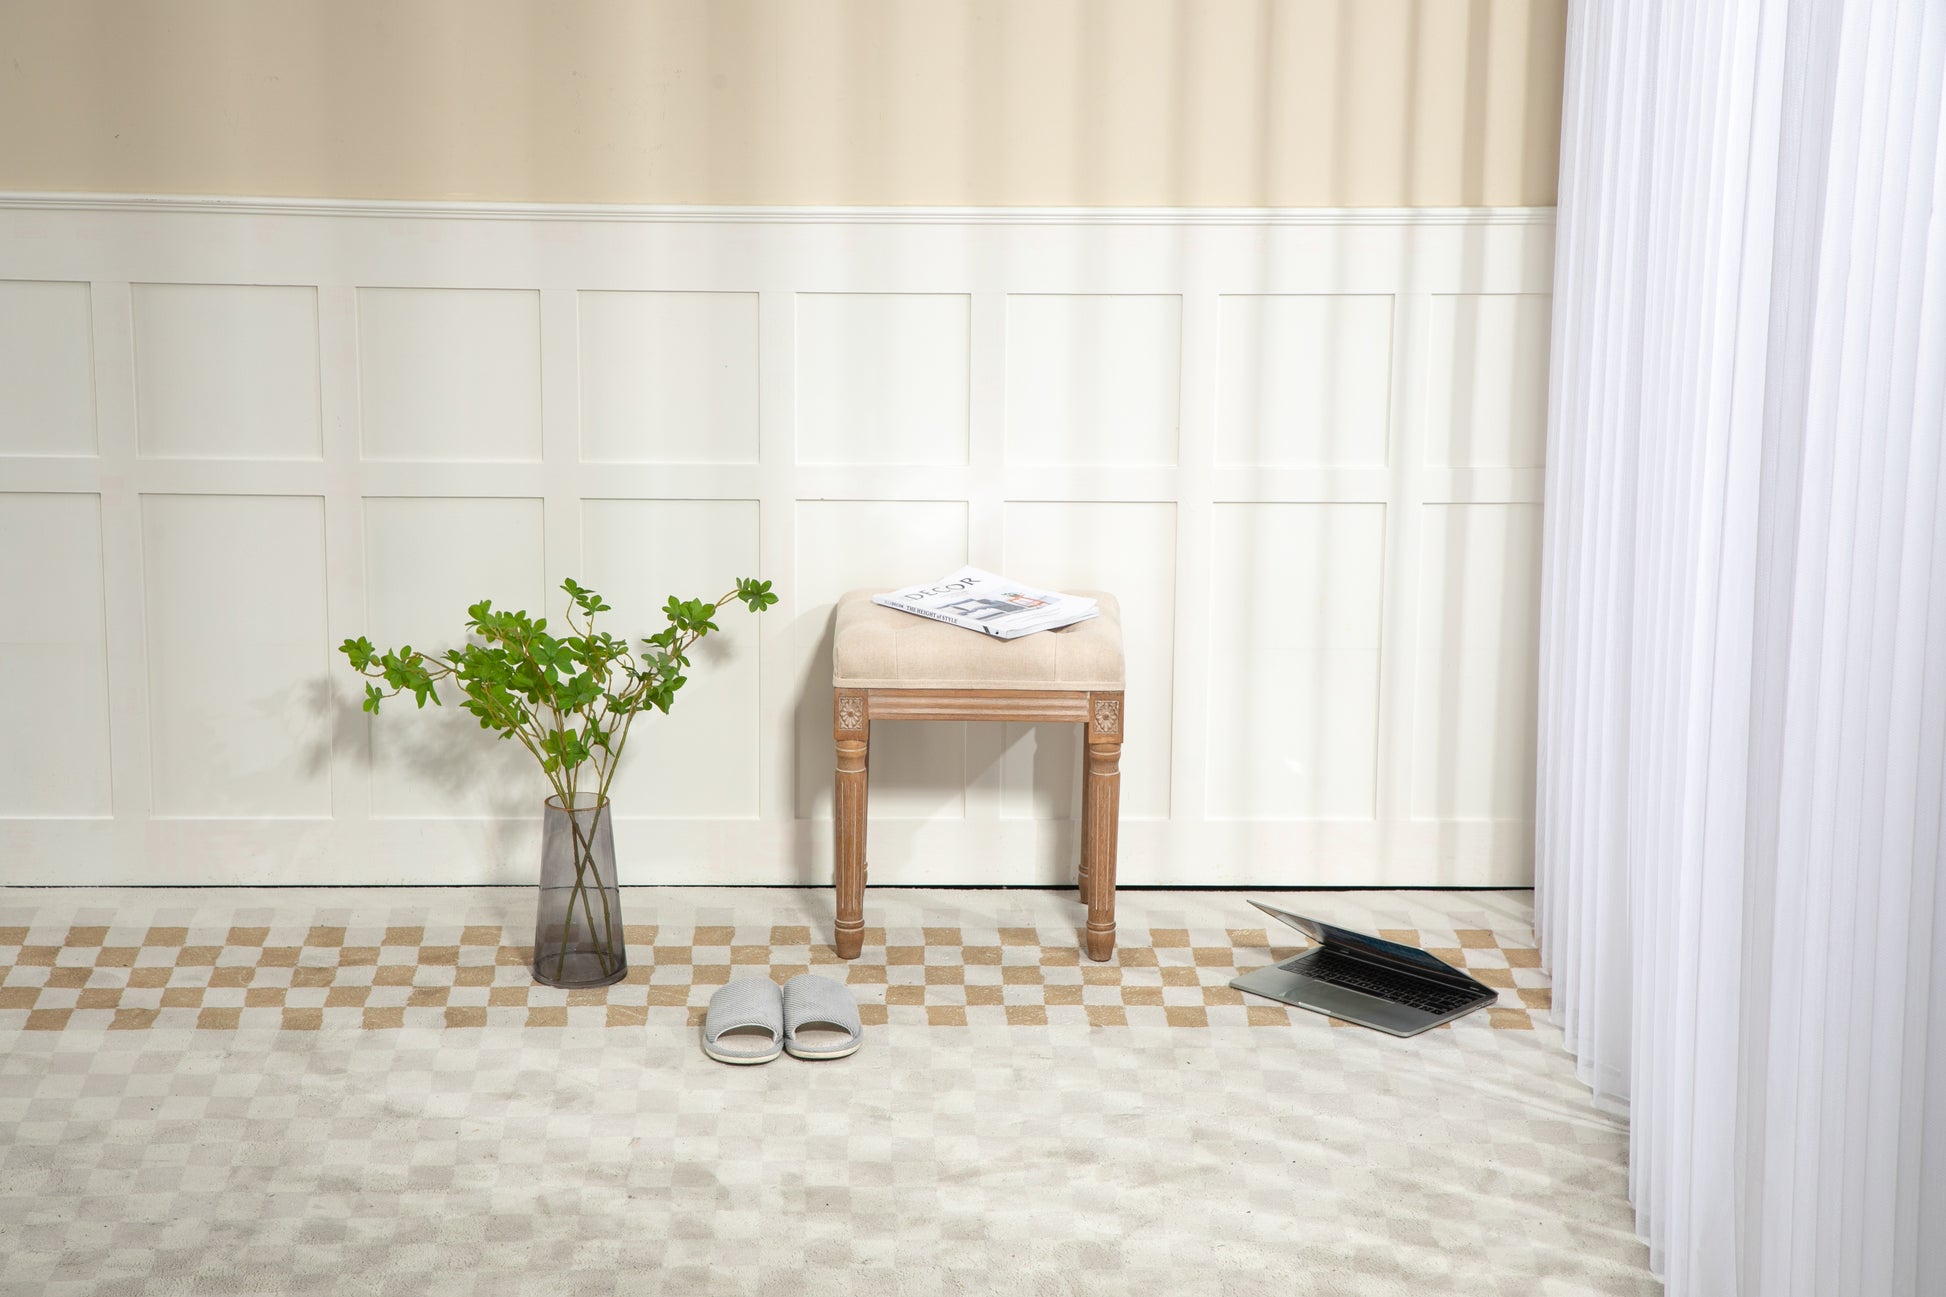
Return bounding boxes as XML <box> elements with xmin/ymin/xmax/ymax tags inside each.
<box><xmin>828</xmin><ymin>589</ymin><xmax>1126</xmax><ymax>962</ymax></box>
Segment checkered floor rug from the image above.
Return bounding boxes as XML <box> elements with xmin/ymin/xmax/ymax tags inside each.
<box><xmin>0</xmin><ymin>887</ymin><xmax>1654</xmax><ymax>1297</ymax></box>
<box><xmin>2</xmin><ymin>913</ymin><xmax>1549</xmax><ymax>1036</ymax></box>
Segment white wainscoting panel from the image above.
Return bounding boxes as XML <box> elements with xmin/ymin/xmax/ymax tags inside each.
<box><xmin>132</xmin><ymin>283</ymin><xmax>321</xmax><ymax>461</ymax></box>
<box><xmin>1005</xmin><ymin>294</ymin><xmax>1182</xmax><ymax>466</ymax></box>
<box><xmin>0</xmin><ymin>493</ymin><xmax>112</xmax><ymax>816</ymax></box>
<box><xmin>141</xmin><ymin>494</ymin><xmax>331</xmax><ymax>818</ymax></box>
<box><xmin>1205</xmin><ymin>504</ymin><xmax>1387</xmax><ymax>820</ymax></box>
<box><xmin>577</xmin><ymin>291</ymin><xmax>760</xmax><ymax>464</ymax></box>
<box><xmin>795</xmin><ymin>293</ymin><xmax>970</xmax><ymax>467</ymax></box>
<box><xmin>0</xmin><ymin>196</ymin><xmax>1552</xmax><ymax>886</ymax></box>
<box><xmin>1411</xmin><ymin>503</ymin><xmax>1544</xmax><ymax>821</ymax></box>
<box><xmin>1216</xmin><ymin>294</ymin><xmax>1394</xmax><ymax>467</ymax></box>
<box><xmin>357</xmin><ymin>288</ymin><xmax>542</xmax><ymax>463</ymax></box>
<box><xmin>0</xmin><ymin>279</ymin><xmax>95</xmax><ymax>458</ymax></box>
<box><xmin>1426</xmin><ymin>293</ymin><xmax>1553</xmax><ymax>468</ymax></box>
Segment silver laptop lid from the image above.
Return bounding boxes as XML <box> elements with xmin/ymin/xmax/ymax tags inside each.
<box><xmin>1249</xmin><ymin>901</ymin><xmax>1486</xmax><ymax>990</ymax></box>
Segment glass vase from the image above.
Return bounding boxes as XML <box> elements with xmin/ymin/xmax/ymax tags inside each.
<box><xmin>532</xmin><ymin>793</ymin><xmax>627</xmax><ymax>989</ymax></box>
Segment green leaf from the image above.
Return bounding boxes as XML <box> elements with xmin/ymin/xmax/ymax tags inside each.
<box><xmin>736</xmin><ymin>577</ymin><xmax>779</xmax><ymax>611</ymax></box>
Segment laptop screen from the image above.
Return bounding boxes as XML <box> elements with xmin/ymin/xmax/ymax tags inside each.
<box><xmin>1251</xmin><ymin>902</ymin><xmax>1484</xmax><ymax>987</ymax></box>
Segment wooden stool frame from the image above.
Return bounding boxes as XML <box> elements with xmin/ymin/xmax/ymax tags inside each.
<box><xmin>833</xmin><ymin>686</ymin><xmax>1124</xmax><ymax>962</ymax></box>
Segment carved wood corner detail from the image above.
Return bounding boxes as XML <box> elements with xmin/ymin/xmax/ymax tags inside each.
<box><xmin>836</xmin><ymin>693</ymin><xmax>866</xmax><ymax>731</ymax></box>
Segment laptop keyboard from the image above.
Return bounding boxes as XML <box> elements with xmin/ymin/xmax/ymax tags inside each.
<box><xmin>1285</xmin><ymin>947</ymin><xmax>1486</xmax><ymax>1015</ymax></box>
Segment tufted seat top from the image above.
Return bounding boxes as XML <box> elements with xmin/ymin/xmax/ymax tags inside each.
<box><xmin>831</xmin><ymin>589</ymin><xmax>1124</xmax><ymax>691</ymax></box>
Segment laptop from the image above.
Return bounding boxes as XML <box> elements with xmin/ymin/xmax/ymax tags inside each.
<box><xmin>1230</xmin><ymin>901</ymin><xmax>1499</xmax><ymax>1037</ymax></box>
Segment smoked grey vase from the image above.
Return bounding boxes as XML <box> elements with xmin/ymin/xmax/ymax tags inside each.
<box><xmin>532</xmin><ymin>794</ymin><xmax>627</xmax><ymax>989</ymax></box>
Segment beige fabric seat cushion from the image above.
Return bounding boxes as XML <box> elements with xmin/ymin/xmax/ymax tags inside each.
<box><xmin>832</xmin><ymin>589</ymin><xmax>1124</xmax><ymax>691</ymax></box>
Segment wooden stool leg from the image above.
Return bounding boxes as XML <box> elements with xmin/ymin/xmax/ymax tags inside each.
<box><xmin>1082</xmin><ymin>693</ymin><xmax>1123</xmax><ymax>961</ymax></box>
<box><xmin>833</xmin><ymin>691</ymin><xmax>869</xmax><ymax>959</ymax></box>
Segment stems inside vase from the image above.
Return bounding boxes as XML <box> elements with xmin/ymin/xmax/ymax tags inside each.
<box><xmin>536</xmin><ymin>794</ymin><xmax>624</xmax><ymax>988</ymax></box>
<box><xmin>555</xmin><ymin>802</ymin><xmax>618</xmax><ymax>982</ymax></box>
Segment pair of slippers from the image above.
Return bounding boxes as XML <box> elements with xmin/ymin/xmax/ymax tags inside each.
<box><xmin>702</xmin><ymin>973</ymin><xmax>862</xmax><ymax>1065</ymax></box>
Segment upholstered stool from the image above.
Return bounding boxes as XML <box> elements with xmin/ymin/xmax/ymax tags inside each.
<box><xmin>830</xmin><ymin>590</ymin><xmax>1126</xmax><ymax>961</ymax></box>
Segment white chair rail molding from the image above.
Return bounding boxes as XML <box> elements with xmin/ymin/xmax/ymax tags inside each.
<box><xmin>0</xmin><ymin>194</ymin><xmax>1554</xmax><ymax>891</ymax></box>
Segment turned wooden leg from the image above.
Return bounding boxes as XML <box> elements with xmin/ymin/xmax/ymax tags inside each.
<box><xmin>1082</xmin><ymin>692</ymin><xmax>1123</xmax><ymax>961</ymax></box>
<box><xmin>833</xmin><ymin>690</ymin><xmax>869</xmax><ymax>959</ymax></box>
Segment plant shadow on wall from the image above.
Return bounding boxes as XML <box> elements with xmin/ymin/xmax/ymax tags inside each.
<box><xmin>301</xmin><ymin>673</ymin><xmax>534</xmax><ymax>855</ymax></box>
<box><xmin>338</xmin><ymin>576</ymin><xmax>778</xmax><ymax>988</ymax></box>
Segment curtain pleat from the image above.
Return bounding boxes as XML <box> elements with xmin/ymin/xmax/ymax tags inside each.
<box><xmin>1538</xmin><ymin>2</ymin><xmax>1946</xmax><ymax>1293</ymax></box>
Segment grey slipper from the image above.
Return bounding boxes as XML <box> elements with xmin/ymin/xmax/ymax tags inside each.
<box><xmin>702</xmin><ymin>977</ymin><xmax>784</xmax><ymax>1065</ymax></box>
<box><xmin>782</xmin><ymin>974</ymin><xmax>863</xmax><ymax>1060</ymax></box>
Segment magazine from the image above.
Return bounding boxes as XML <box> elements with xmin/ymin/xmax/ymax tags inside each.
<box><xmin>873</xmin><ymin>567</ymin><xmax>1099</xmax><ymax>639</ymax></box>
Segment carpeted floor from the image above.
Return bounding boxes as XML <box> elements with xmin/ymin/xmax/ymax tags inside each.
<box><xmin>0</xmin><ymin>887</ymin><xmax>1655</xmax><ymax>1296</ymax></box>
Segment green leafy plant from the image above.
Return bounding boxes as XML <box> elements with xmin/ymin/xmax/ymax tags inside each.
<box><xmin>339</xmin><ymin>576</ymin><xmax>777</xmax><ymax>980</ymax></box>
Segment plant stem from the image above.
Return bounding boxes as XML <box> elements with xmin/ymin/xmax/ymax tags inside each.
<box><xmin>566</xmin><ymin>805</ymin><xmax>616</xmax><ymax>978</ymax></box>
<box><xmin>565</xmin><ymin>756</ymin><xmax>621</xmax><ymax>976</ymax></box>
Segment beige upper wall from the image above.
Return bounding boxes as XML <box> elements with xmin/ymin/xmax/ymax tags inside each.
<box><xmin>0</xmin><ymin>0</ymin><xmax>1565</xmax><ymax>208</ymax></box>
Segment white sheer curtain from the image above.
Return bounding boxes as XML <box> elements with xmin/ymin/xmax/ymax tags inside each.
<box><xmin>1537</xmin><ymin>1</ymin><xmax>1946</xmax><ymax>1293</ymax></box>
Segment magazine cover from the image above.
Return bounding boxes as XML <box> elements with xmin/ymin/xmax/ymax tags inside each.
<box><xmin>873</xmin><ymin>567</ymin><xmax>1098</xmax><ymax>639</ymax></box>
